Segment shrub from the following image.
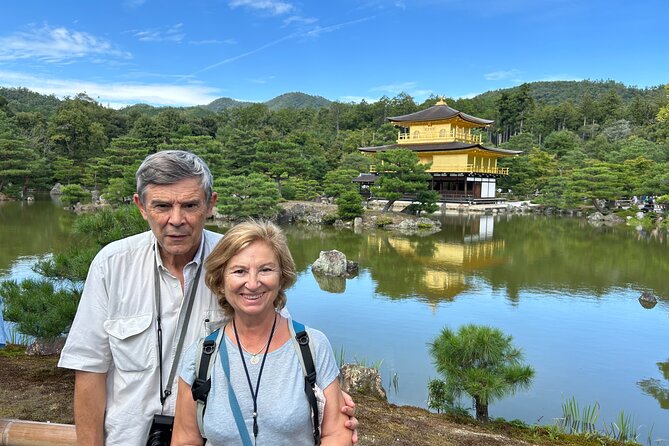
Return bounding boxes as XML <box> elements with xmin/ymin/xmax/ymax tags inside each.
<box><xmin>322</xmin><ymin>213</ymin><xmax>338</xmax><ymax>225</ymax></box>
<box><xmin>336</xmin><ymin>190</ymin><xmax>364</xmax><ymax>220</ymax></box>
<box><xmin>60</xmin><ymin>184</ymin><xmax>90</xmax><ymax>206</ymax></box>
<box><xmin>430</xmin><ymin>324</ymin><xmax>535</xmax><ymax>422</ymax></box>
<box><xmin>1</xmin><ymin>279</ymin><xmax>81</xmax><ymax>340</ymax></box>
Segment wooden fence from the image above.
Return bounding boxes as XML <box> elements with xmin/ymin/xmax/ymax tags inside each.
<box><xmin>0</xmin><ymin>419</ymin><xmax>75</xmax><ymax>446</ymax></box>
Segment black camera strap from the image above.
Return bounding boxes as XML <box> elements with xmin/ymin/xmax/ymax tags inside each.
<box><xmin>154</xmin><ymin>238</ymin><xmax>206</xmax><ymax>409</ymax></box>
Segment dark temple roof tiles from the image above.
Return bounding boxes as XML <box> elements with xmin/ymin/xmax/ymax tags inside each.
<box><xmin>387</xmin><ymin>104</ymin><xmax>493</xmax><ymax>126</ymax></box>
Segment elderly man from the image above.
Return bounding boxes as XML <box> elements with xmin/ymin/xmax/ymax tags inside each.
<box><xmin>59</xmin><ymin>151</ymin><xmax>357</xmax><ymax>445</ymax></box>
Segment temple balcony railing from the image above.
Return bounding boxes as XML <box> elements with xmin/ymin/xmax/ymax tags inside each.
<box><xmin>397</xmin><ymin>130</ymin><xmax>482</xmax><ymax>144</ymax></box>
<box><xmin>369</xmin><ymin>164</ymin><xmax>509</xmax><ymax>175</ymax></box>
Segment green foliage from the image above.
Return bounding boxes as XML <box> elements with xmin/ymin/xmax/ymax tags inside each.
<box><xmin>413</xmin><ymin>190</ymin><xmax>439</xmax><ymax>214</ymax></box>
<box><xmin>215</xmin><ymin>173</ymin><xmax>281</xmax><ymax>219</ymax></box>
<box><xmin>0</xmin><ymin>279</ymin><xmax>80</xmax><ymax>339</ymax></box>
<box><xmin>72</xmin><ymin>205</ymin><xmax>147</xmax><ymax>246</ymax></box>
<box><xmin>34</xmin><ymin>206</ymin><xmax>148</xmax><ymax>281</ymax></box>
<box><xmin>375</xmin><ymin>216</ymin><xmax>393</xmax><ymax>227</ymax></box>
<box><xmin>34</xmin><ymin>246</ymin><xmax>100</xmax><ymax>282</ymax></box>
<box><xmin>427</xmin><ymin>378</ymin><xmax>454</xmax><ymax>413</ymax></box>
<box><xmin>657</xmin><ymin>84</ymin><xmax>669</xmax><ymax>123</ymax></box>
<box><xmin>564</xmin><ymin>162</ymin><xmax>625</xmax><ymax>210</ymax></box>
<box><xmin>429</xmin><ymin>324</ymin><xmax>535</xmax><ymax>422</ymax></box>
<box><xmin>280</xmin><ymin>177</ymin><xmax>322</xmax><ymax>201</ymax></box>
<box><xmin>321</xmin><ymin>213</ymin><xmax>338</xmax><ymax>225</ymax></box>
<box><xmin>323</xmin><ymin>168</ymin><xmax>359</xmax><ymax>198</ymax></box>
<box><xmin>557</xmin><ymin>396</ymin><xmax>600</xmax><ymax>434</ymax></box>
<box><xmin>3</xmin><ymin>81</ymin><xmax>669</xmax><ymax>210</ymax></box>
<box><xmin>336</xmin><ymin>190</ymin><xmax>364</xmax><ymax>220</ymax></box>
<box><xmin>60</xmin><ymin>184</ymin><xmax>90</xmax><ymax>206</ymax></box>
<box><xmin>372</xmin><ymin>149</ymin><xmax>431</xmax><ymax>211</ymax></box>
<box><xmin>0</xmin><ymin>132</ymin><xmax>43</xmax><ymax>196</ymax></box>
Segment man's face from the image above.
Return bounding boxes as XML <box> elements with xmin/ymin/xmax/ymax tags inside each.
<box><xmin>134</xmin><ymin>177</ymin><xmax>217</xmax><ymax>265</ymax></box>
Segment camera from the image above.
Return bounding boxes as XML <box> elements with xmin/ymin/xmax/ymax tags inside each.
<box><xmin>146</xmin><ymin>414</ymin><xmax>174</xmax><ymax>446</ymax></box>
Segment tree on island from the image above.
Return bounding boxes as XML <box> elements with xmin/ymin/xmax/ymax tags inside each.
<box><xmin>429</xmin><ymin>324</ymin><xmax>534</xmax><ymax>422</ymax></box>
<box><xmin>371</xmin><ymin>149</ymin><xmax>432</xmax><ymax>212</ymax></box>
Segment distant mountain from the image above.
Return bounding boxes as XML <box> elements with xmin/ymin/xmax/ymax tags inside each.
<box><xmin>473</xmin><ymin>80</ymin><xmax>665</xmax><ymax>106</ymax></box>
<box><xmin>264</xmin><ymin>92</ymin><xmax>331</xmax><ymax>111</ymax></box>
<box><xmin>203</xmin><ymin>97</ymin><xmax>254</xmax><ymax>112</ymax></box>
<box><xmin>0</xmin><ymin>87</ymin><xmax>62</xmax><ymax>117</ymax></box>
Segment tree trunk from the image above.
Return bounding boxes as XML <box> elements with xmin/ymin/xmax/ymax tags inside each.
<box><xmin>592</xmin><ymin>198</ymin><xmax>609</xmax><ymax>214</ymax></box>
<box><xmin>382</xmin><ymin>199</ymin><xmax>396</xmax><ymax>212</ymax></box>
<box><xmin>474</xmin><ymin>396</ymin><xmax>489</xmax><ymax>422</ymax></box>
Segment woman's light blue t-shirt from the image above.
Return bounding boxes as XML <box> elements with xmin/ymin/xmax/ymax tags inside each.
<box><xmin>180</xmin><ymin>326</ymin><xmax>339</xmax><ymax>445</ymax></box>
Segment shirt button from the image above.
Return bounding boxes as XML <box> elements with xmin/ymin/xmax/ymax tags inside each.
<box><xmin>172</xmin><ymin>283</ymin><xmax>178</xmax><ymax>288</ymax></box>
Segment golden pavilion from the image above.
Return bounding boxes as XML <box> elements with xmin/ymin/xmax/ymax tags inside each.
<box><xmin>358</xmin><ymin>99</ymin><xmax>521</xmax><ymax>202</ymax></box>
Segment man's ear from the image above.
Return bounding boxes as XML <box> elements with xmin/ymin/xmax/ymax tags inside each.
<box><xmin>133</xmin><ymin>194</ymin><xmax>149</xmax><ymax>220</ymax></box>
<box><xmin>207</xmin><ymin>192</ymin><xmax>218</xmax><ymax>217</ymax></box>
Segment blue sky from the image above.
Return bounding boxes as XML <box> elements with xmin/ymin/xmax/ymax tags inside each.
<box><xmin>0</xmin><ymin>0</ymin><xmax>667</xmax><ymax>108</ymax></box>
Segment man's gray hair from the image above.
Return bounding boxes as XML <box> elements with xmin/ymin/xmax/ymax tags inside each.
<box><xmin>135</xmin><ymin>150</ymin><xmax>213</xmax><ymax>203</ymax></box>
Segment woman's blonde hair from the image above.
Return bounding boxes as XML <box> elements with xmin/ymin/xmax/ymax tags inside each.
<box><xmin>204</xmin><ymin>220</ymin><xmax>296</xmax><ymax>317</ymax></box>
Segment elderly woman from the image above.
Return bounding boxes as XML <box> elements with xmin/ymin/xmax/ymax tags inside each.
<box><xmin>173</xmin><ymin>220</ymin><xmax>352</xmax><ymax>446</ymax></box>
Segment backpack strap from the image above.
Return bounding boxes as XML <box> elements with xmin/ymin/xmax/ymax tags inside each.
<box><xmin>289</xmin><ymin>319</ymin><xmax>321</xmax><ymax>445</ymax></box>
<box><xmin>191</xmin><ymin>327</ymin><xmax>224</xmax><ymax>438</ymax></box>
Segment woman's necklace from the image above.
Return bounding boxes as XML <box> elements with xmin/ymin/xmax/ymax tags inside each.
<box><xmin>233</xmin><ymin>313</ymin><xmax>278</xmax><ymax>441</ymax></box>
<box><xmin>239</xmin><ymin>341</ymin><xmax>266</xmax><ymax>365</ymax></box>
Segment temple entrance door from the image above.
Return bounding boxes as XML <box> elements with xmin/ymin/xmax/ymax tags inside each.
<box><xmin>472</xmin><ymin>182</ymin><xmax>482</xmax><ymax>198</ymax></box>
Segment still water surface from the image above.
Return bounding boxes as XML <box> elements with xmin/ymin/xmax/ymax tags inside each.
<box><xmin>1</xmin><ymin>199</ymin><xmax>668</xmax><ymax>440</ymax></box>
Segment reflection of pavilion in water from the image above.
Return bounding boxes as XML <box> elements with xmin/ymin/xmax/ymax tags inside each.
<box><xmin>376</xmin><ymin>215</ymin><xmax>505</xmax><ymax>305</ymax></box>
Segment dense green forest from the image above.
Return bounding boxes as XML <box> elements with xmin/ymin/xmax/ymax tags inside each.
<box><xmin>1</xmin><ymin>80</ymin><xmax>668</xmax><ymax>212</ymax></box>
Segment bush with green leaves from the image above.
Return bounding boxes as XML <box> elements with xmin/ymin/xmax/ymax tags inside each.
<box><xmin>60</xmin><ymin>184</ymin><xmax>90</xmax><ymax>206</ymax></box>
<box><xmin>1</xmin><ymin>279</ymin><xmax>81</xmax><ymax>340</ymax></box>
<box><xmin>215</xmin><ymin>173</ymin><xmax>281</xmax><ymax>219</ymax></box>
<box><xmin>34</xmin><ymin>205</ymin><xmax>148</xmax><ymax>281</ymax></box>
<box><xmin>280</xmin><ymin>177</ymin><xmax>322</xmax><ymax>201</ymax></box>
<box><xmin>429</xmin><ymin>324</ymin><xmax>535</xmax><ymax>422</ymax></box>
<box><xmin>427</xmin><ymin>378</ymin><xmax>453</xmax><ymax>413</ymax></box>
<box><xmin>336</xmin><ymin>190</ymin><xmax>364</xmax><ymax>220</ymax></box>
<box><xmin>323</xmin><ymin>168</ymin><xmax>359</xmax><ymax>198</ymax></box>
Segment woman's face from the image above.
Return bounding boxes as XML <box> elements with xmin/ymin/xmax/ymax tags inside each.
<box><xmin>223</xmin><ymin>240</ymin><xmax>281</xmax><ymax>318</ymax></box>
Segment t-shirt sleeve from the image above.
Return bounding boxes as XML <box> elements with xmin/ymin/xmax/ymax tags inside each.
<box><xmin>58</xmin><ymin>257</ymin><xmax>112</xmax><ymax>372</ymax></box>
<box><xmin>179</xmin><ymin>338</ymin><xmax>200</xmax><ymax>386</ymax></box>
<box><xmin>307</xmin><ymin>328</ymin><xmax>340</xmax><ymax>390</ymax></box>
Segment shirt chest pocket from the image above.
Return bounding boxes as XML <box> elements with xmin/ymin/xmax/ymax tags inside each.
<box><xmin>103</xmin><ymin>314</ymin><xmax>155</xmax><ymax>372</ymax></box>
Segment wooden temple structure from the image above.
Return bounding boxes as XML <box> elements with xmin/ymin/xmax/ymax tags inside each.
<box><xmin>357</xmin><ymin>99</ymin><xmax>520</xmax><ymax>203</ymax></box>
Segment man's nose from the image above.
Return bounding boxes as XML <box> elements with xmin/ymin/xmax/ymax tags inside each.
<box><xmin>168</xmin><ymin>206</ymin><xmax>185</xmax><ymax>225</ymax></box>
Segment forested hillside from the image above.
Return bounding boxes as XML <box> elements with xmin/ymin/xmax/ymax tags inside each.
<box><xmin>1</xmin><ymin>80</ymin><xmax>668</xmax><ymax>213</ymax></box>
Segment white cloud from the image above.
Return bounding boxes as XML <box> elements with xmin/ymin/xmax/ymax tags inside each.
<box><xmin>131</xmin><ymin>23</ymin><xmax>185</xmax><ymax>43</ymax></box>
<box><xmin>0</xmin><ymin>70</ymin><xmax>221</xmax><ymax>108</ymax></box>
<box><xmin>0</xmin><ymin>25</ymin><xmax>131</xmax><ymax>63</ymax></box>
<box><xmin>484</xmin><ymin>69</ymin><xmax>522</xmax><ymax>81</ymax></box>
<box><xmin>282</xmin><ymin>15</ymin><xmax>318</xmax><ymax>26</ymax></box>
<box><xmin>228</xmin><ymin>0</ymin><xmax>295</xmax><ymax>15</ymax></box>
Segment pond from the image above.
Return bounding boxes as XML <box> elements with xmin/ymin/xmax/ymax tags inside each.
<box><xmin>1</xmin><ymin>199</ymin><xmax>668</xmax><ymax>440</ymax></box>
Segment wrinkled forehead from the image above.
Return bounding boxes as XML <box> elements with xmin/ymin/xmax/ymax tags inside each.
<box><xmin>143</xmin><ymin>177</ymin><xmax>207</xmax><ymax>202</ymax></box>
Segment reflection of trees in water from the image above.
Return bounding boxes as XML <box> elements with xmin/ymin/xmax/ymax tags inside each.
<box><xmin>283</xmin><ymin>220</ymin><xmax>505</xmax><ymax>304</ymax></box>
<box><xmin>638</xmin><ymin>359</ymin><xmax>669</xmax><ymax>409</ymax></box>
<box><xmin>282</xmin><ymin>215</ymin><xmax>669</xmax><ymax>306</ymax></box>
<box><xmin>487</xmin><ymin>216</ymin><xmax>669</xmax><ymax>299</ymax></box>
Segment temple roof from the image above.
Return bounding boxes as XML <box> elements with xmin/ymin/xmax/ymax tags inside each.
<box><xmin>359</xmin><ymin>142</ymin><xmax>521</xmax><ymax>156</ymax></box>
<box><xmin>352</xmin><ymin>173</ymin><xmax>379</xmax><ymax>183</ymax></box>
<box><xmin>387</xmin><ymin>101</ymin><xmax>493</xmax><ymax>126</ymax></box>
